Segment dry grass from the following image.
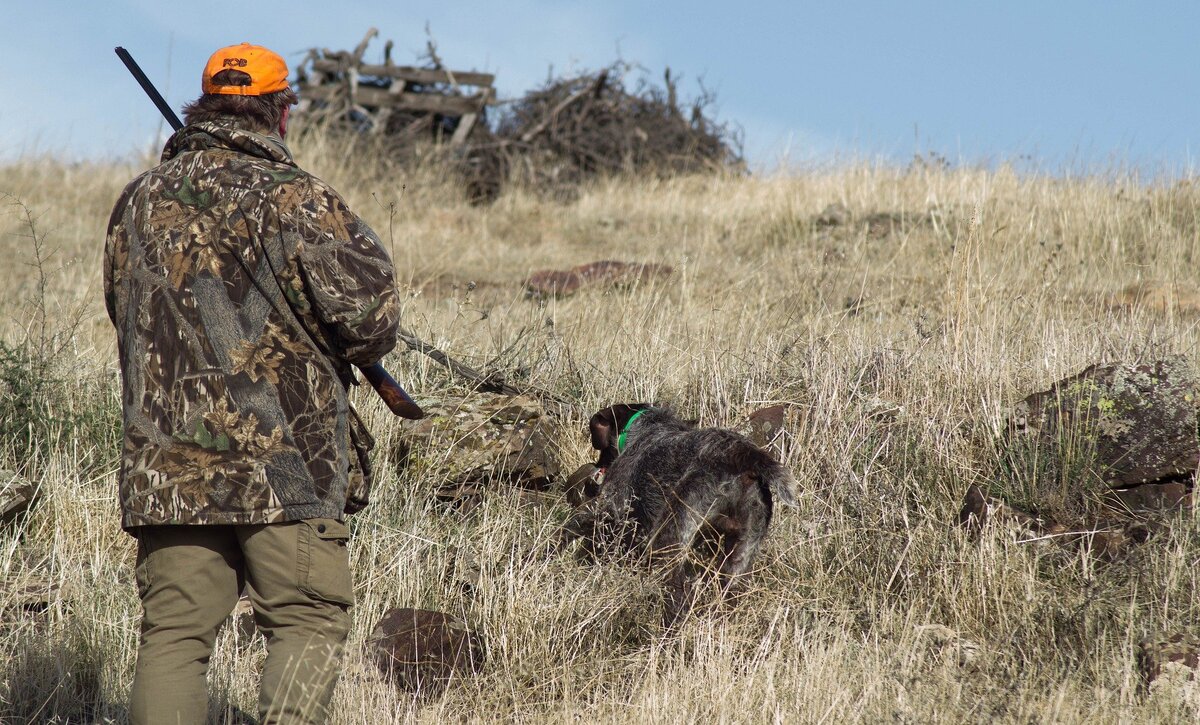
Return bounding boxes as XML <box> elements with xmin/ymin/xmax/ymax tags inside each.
<box><xmin>4</xmin><ymin>134</ymin><xmax>1200</xmax><ymax>722</ymax></box>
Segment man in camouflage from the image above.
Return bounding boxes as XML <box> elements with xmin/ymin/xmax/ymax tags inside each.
<box><xmin>104</xmin><ymin>43</ymin><xmax>399</xmax><ymax>723</ymax></box>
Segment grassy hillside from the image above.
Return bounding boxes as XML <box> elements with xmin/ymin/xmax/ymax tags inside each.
<box><xmin>3</xmin><ymin>135</ymin><xmax>1200</xmax><ymax>722</ymax></box>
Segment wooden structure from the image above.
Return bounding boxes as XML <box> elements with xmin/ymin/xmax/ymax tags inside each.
<box><xmin>295</xmin><ymin>28</ymin><xmax>495</xmax><ymax>145</ymax></box>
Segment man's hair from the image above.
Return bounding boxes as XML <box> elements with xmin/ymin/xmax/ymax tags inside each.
<box><xmin>182</xmin><ymin>69</ymin><xmax>298</xmax><ymax>132</ymax></box>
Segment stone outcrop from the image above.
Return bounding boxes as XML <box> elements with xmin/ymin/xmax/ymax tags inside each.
<box><xmin>1007</xmin><ymin>358</ymin><xmax>1198</xmax><ymax>488</ymax></box>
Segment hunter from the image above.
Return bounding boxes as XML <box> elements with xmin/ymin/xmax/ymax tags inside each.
<box><xmin>104</xmin><ymin>43</ymin><xmax>399</xmax><ymax>723</ymax></box>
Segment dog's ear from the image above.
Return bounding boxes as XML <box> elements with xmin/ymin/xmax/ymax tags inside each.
<box><xmin>588</xmin><ymin>408</ymin><xmax>618</xmax><ymax>452</ymax></box>
<box><xmin>589</xmin><ymin>404</ymin><xmax>652</xmax><ymax>466</ymax></box>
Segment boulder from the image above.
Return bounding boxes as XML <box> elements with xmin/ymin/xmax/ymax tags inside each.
<box><xmin>370</xmin><ymin>608</ymin><xmax>485</xmax><ymax>693</ymax></box>
<box><xmin>1007</xmin><ymin>358</ymin><xmax>1199</xmax><ymax>488</ymax></box>
<box><xmin>402</xmin><ymin>393</ymin><xmax>561</xmax><ymax>496</ymax></box>
<box><xmin>524</xmin><ymin>260</ymin><xmax>673</xmax><ymax>298</ymax></box>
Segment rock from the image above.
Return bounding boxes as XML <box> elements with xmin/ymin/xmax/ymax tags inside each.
<box><xmin>224</xmin><ymin>595</ymin><xmax>258</xmax><ymax>644</ymax></box>
<box><xmin>524</xmin><ymin>260</ymin><xmax>673</xmax><ymax>298</ymax></box>
<box><xmin>1139</xmin><ymin>633</ymin><xmax>1200</xmax><ymax>688</ymax></box>
<box><xmin>745</xmin><ymin>404</ymin><xmax>789</xmax><ymax>448</ymax></box>
<box><xmin>370</xmin><ymin>608</ymin><xmax>485</xmax><ymax>693</ymax></box>
<box><xmin>402</xmin><ymin>393</ymin><xmax>561</xmax><ymax>496</ymax></box>
<box><xmin>0</xmin><ymin>471</ymin><xmax>37</xmax><ymax>529</ymax></box>
<box><xmin>1008</xmin><ymin>358</ymin><xmax>1199</xmax><ymax>488</ymax></box>
<box><xmin>1104</xmin><ymin>481</ymin><xmax>1192</xmax><ymax>514</ymax></box>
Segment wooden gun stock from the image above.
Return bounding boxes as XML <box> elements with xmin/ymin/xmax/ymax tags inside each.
<box><xmin>359</xmin><ymin>362</ymin><xmax>424</xmax><ymax>419</ymax></box>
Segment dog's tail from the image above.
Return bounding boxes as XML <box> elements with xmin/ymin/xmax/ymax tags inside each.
<box><xmin>735</xmin><ymin>443</ymin><xmax>798</xmax><ymax>508</ymax></box>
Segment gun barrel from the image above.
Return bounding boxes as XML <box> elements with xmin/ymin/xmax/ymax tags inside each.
<box><xmin>115</xmin><ymin>47</ymin><xmax>183</xmax><ymax>132</ymax></box>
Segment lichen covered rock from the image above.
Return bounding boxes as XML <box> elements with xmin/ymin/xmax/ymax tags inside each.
<box><xmin>1007</xmin><ymin>357</ymin><xmax>1198</xmax><ymax>491</ymax></box>
<box><xmin>400</xmin><ymin>393</ymin><xmax>562</xmax><ymax>493</ymax></box>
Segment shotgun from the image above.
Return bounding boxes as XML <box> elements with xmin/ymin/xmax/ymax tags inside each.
<box><xmin>115</xmin><ymin>46</ymin><xmax>423</xmax><ymax>419</ymax></box>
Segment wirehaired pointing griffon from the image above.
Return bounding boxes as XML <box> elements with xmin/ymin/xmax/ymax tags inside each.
<box><xmin>560</xmin><ymin>404</ymin><xmax>797</xmax><ymax>624</ymax></box>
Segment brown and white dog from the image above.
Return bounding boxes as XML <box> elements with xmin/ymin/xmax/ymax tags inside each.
<box><xmin>560</xmin><ymin>404</ymin><xmax>797</xmax><ymax>624</ymax></box>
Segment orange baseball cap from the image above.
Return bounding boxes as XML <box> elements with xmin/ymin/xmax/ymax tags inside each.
<box><xmin>202</xmin><ymin>42</ymin><xmax>290</xmax><ymax>96</ymax></box>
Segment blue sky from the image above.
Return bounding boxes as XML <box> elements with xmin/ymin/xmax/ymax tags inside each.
<box><xmin>1</xmin><ymin>1</ymin><xmax>1195</xmax><ymax>174</ymax></box>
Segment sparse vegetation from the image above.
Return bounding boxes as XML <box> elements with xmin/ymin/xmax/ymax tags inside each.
<box><xmin>3</xmin><ymin>134</ymin><xmax>1200</xmax><ymax>722</ymax></box>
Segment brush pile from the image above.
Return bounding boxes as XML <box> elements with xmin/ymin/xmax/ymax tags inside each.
<box><xmin>485</xmin><ymin>64</ymin><xmax>742</xmax><ymax>198</ymax></box>
<box><xmin>293</xmin><ymin>30</ymin><xmax>742</xmax><ymax>203</ymax></box>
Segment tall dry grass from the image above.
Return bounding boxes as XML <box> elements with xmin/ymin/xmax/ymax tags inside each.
<box><xmin>3</xmin><ymin>133</ymin><xmax>1200</xmax><ymax>722</ymax></box>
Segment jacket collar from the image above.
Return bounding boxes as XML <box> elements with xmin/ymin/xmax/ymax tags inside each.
<box><xmin>161</xmin><ymin>117</ymin><xmax>294</xmax><ymax>166</ymax></box>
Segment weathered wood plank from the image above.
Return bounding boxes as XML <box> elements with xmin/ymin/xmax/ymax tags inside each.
<box><xmin>308</xmin><ymin>60</ymin><xmax>494</xmax><ymax>87</ymax></box>
<box><xmin>302</xmin><ymin>84</ymin><xmax>489</xmax><ymax>115</ymax></box>
<box><xmin>449</xmin><ymin>88</ymin><xmax>491</xmax><ymax>145</ymax></box>
<box><xmin>449</xmin><ymin>113</ymin><xmax>478</xmax><ymax>146</ymax></box>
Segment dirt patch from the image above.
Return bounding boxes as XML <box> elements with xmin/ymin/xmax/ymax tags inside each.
<box><xmin>1110</xmin><ymin>282</ymin><xmax>1200</xmax><ymax>316</ymax></box>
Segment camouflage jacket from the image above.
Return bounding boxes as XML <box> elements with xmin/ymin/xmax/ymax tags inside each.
<box><xmin>104</xmin><ymin>119</ymin><xmax>400</xmax><ymax>529</ymax></box>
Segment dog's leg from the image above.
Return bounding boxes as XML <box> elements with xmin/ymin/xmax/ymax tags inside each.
<box><xmin>663</xmin><ymin>564</ymin><xmax>698</xmax><ymax>629</ymax></box>
<box><xmin>714</xmin><ymin>479</ymin><xmax>770</xmax><ymax>600</ymax></box>
<box><xmin>645</xmin><ymin>471</ymin><xmax>720</xmax><ymax>558</ymax></box>
<box><xmin>646</xmin><ymin>470</ymin><xmax>727</xmax><ymax>626</ymax></box>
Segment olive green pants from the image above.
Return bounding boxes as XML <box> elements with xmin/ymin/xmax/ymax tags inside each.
<box><xmin>129</xmin><ymin>519</ymin><xmax>354</xmax><ymax>725</ymax></box>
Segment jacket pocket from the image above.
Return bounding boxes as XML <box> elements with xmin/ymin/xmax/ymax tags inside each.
<box><xmin>297</xmin><ymin>518</ymin><xmax>354</xmax><ymax>607</ymax></box>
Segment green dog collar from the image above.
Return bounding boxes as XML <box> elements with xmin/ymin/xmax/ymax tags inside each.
<box><xmin>617</xmin><ymin>409</ymin><xmax>649</xmax><ymax>453</ymax></box>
